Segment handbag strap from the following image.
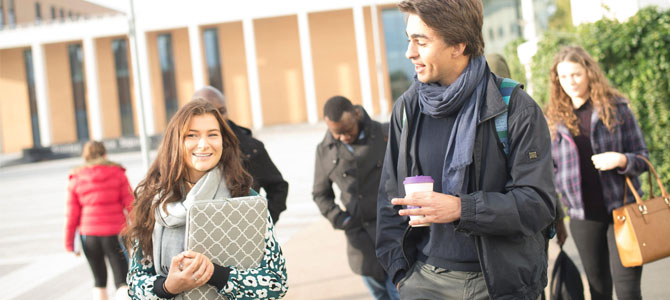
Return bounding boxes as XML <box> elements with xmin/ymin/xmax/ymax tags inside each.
<box><xmin>623</xmin><ymin>154</ymin><xmax>669</xmax><ymax>206</ymax></box>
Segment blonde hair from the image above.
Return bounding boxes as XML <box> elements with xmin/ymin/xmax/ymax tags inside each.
<box><xmin>82</xmin><ymin>141</ymin><xmax>106</xmax><ymax>162</ymax></box>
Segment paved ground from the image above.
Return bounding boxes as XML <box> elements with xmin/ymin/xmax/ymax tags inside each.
<box><xmin>0</xmin><ymin>122</ymin><xmax>667</xmax><ymax>299</ymax></box>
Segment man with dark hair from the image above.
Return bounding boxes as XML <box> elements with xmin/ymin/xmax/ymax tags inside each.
<box><xmin>313</xmin><ymin>96</ymin><xmax>398</xmax><ymax>300</ymax></box>
<box><xmin>376</xmin><ymin>0</ymin><xmax>557</xmax><ymax>299</ymax></box>
<box><xmin>192</xmin><ymin>86</ymin><xmax>289</xmax><ymax>224</ymax></box>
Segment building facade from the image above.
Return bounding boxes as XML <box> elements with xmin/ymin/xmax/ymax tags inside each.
<box><xmin>0</xmin><ymin>0</ymin><xmax>534</xmax><ymax>155</ymax></box>
<box><xmin>1</xmin><ymin>0</ymin><xmax>408</xmax><ymax>154</ymax></box>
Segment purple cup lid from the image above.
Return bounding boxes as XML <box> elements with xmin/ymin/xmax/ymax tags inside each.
<box><xmin>403</xmin><ymin>175</ymin><xmax>434</xmax><ymax>184</ymax></box>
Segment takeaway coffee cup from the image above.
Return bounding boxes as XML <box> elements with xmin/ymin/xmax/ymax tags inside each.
<box><xmin>403</xmin><ymin>175</ymin><xmax>434</xmax><ymax>227</ymax></box>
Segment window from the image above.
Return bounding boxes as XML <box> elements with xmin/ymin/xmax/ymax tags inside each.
<box><xmin>68</xmin><ymin>44</ymin><xmax>89</xmax><ymax>141</ymax></box>
<box><xmin>8</xmin><ymin>0</ymin><xmax>15</xmax><ymax>28</ymax></box>
<box><xmin>157</xmin><ymin>34</ymin><xmax>178</xmax><ymax>122</ymax></box>
<box><xmin>202</xmin><ymin>28</ymin><xmax>224</xmax><ymax>92</ymax></box>
<box><xmin>59</xmin><ymin>8</ymin><xmax>64</xmax><ymax>22</ymax></box>
<box><xmin>35</xmin><ymin>2</ymin><xmax>41</xmax><ymax>24</ymax></box>
<box><xmin>112</xmin><ymin>39</ymin><xmax>135</xmax><ymax>136</ymax></box>
<box><xmin>498</xmin><ymin>26</ymin><xmax>504</xmax><ymax>38</ymax></box>
<box><xmin>24</xmin><ymin>49</ymin><xmax>41</xmax><ymax>146</ymax></box>
<box><xmin>50</xmin><ymin>6</ymin><xmax>55</xmax><ymax>20</ymax></box>
<box><xmin>68</xmin><ymin>11</ymin><xmax>71</xmax><ymax>19</ymax></box>
<box><xmin>381</xmin><ymin>7</ymin><xmax>415</xmax><ymax>101</ymax></box>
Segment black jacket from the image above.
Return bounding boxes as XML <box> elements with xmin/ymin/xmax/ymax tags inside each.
<box><xmin>312</xmin><ymin>106</ymin><xmax>387</xmax><ymax>282</ymax></box>
<box><xmin>376</xmin><ymin>74</ymin><xmax>557</xmax><ymax>299</ymax></box>
<box><xmin>228</xmin><ymin>120</ymin><xmax>289</xmax><ymax>223</ymax></box>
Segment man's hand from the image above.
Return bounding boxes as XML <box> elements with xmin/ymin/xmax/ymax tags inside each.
<box><xmin>592</xmin><ymin>152</ymin><xmax>627</xmax><ymax>171</ymax></box>
<box><xmin>556</xmin><ymin>218</ymin><xmax>568</xmax><ymax>247</ymax></box>
<box><xmin>392</xmin><ymin>191</ymin><xmax>461</xmax><ymax>226</ymax></box>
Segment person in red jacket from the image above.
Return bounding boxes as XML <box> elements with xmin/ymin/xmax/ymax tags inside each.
<box><xmin>65</xmin><ymin>141</ymin><xmax>134</xmax><ymax>300</ymax></box>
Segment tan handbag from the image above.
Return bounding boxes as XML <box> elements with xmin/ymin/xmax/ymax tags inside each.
<box><xmin>612</xmin><ymin>155</ymin><xmax>670</xmax><ymax>267</ymax></box>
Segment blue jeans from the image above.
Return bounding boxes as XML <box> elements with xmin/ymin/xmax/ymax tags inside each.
<box><xmin>361</xmin><ymin>275</ymin><xmax>400</xmax><ymax>300</ymax></box>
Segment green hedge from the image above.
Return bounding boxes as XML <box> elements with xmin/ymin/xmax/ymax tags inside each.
<box><xmin>528</xmin><ymin>6</ymin><xmax>670</xmax><ymax>190</ymax></box>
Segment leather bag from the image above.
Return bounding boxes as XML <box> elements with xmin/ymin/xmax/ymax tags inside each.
<box><xmin>183</xmin><ymin>195</ymin><xmax>268</xmax><ymax>300</ymax></box>
<box><xmin>612</xmin><ymin>155</ymin><xmax>670</xmax><ymax>267</ymax></box>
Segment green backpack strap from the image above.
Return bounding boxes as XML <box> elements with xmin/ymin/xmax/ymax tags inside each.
<box><xmin>401</xmin><ymin>78</ymin><xmax>518</xmax><ymax>156</ymax></box>
<box><xmin>494</xmin><ymin>78</ymin><xmax>520</xmax><ymax>156</ymax></box>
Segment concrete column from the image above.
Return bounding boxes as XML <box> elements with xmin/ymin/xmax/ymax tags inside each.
<box><xmin>370</xmin><ymin>4</ymin><xmax>389</xmax><ymax>117</ymax></box>
<box><xmin>517</xmin><ymin>40</ymin><xmax>537</xmax><ymax>96</ymax></box>
<box><xmin>82</xmin><ymin>37</ymin><xmax>104</xmax><ymax>140</ymax></box>
<box><xmin>352</xmin><ymin>5</ymin><xmax>374</xmax><ymax>114</ymax></box>
<box><xmin>520</xmin><ymin>0</ymin><xmax>537</xmax><ymax>41</ymax></box>
<box><xmin>297</xmin><ymin>12</ymin><xmax>318</xmax><ymax>124</ymax></box>
<box><xmin>242</xmin><ymin>18</ymin><xmax>263</xmax><ymax>129</ymax></box>
<box><xmin>31</xmin><ymin>43</ymin><xmax>52</xmax><ymax>147</ymax></box>
<box><xmin>131</xmin><ymin>29</ymin><xmax>156</xmax><ymax>135</ymax></box>
<box><xmin>128</xmin><ymin>0</ymin><xmax>152</xmax><ymax>171</ymax></box>
<box><xmin>188</xmin><ymin>24</ymin><xmax>205</xmax><ymax>90</ymax></box>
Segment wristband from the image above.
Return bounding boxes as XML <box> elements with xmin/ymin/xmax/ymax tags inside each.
<box><xmin>163</xmin><ymin>281</ymin><xmax>177</xmax><ymax>296</ymax></box>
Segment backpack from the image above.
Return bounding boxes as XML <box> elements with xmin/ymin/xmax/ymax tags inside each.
<box><xmin>550</xmin><ymin>249</ymin><xmax>585</xmax><ymax>300</ymax></box>
<box><xmin>494</xmin><ymin>78</ymin><xmax>520</xmax><ymax>155</ymax></box>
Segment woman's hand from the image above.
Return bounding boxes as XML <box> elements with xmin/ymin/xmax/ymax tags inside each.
<box><xmin>591</xmin><ymin>152</ymin><xmax>627</xmax><ymax>171</ymax></box>
<box><xmin>163</xmin><ymin>251</ymin><xmax>215</xmax><ymax>294</ymax></box>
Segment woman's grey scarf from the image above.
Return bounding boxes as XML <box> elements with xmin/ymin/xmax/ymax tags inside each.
<box><xmin>416</xmin><ymin>55</ymin><xmax>488</xmax><ymax>195</ymax></box>
<box><xmin>152</xmin><ymin>167</ymin><xmax>230</xmax><ymax>276</ymax></box>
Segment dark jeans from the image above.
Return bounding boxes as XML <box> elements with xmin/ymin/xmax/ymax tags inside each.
<box><xmin>81</xmin><ymin>235</ymin><xmax>129</xmax><ymax>288</ymax></box>
<box><xmin>569</xmin><ymin>219</ymin><xmax>642</xmax><ymax>300</ymax></box>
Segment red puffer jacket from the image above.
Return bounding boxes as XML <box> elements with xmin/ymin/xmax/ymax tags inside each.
<box><xmin>65</xmin><ymin>161</ymin><xmax>134</xmax><ymax>252</ymax></box>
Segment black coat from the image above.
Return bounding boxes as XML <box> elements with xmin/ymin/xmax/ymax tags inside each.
<box><xmin>312</xmin><ymin>106</ymin><xmax>387</xmax><ymax>282</ymax></box>
<box><xmin>376</xmin><ymin>74</ymin><xmax>557</xmax><ymax>299</ymax></box>
<box><xmin>228</xmin><ymin>120</ymin><xmax>289</xmax><ymax>223</ymax></box>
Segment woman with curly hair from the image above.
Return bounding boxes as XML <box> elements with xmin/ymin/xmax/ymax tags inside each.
<box><xmin>546</xmin><ymin>45</ymin><xmax>648</xmax><ymax>300</ymax></box>
<box><xmin>122</xmin><ymin>99</ymin><xmax>287</xmax><ymax>299</ymax></box>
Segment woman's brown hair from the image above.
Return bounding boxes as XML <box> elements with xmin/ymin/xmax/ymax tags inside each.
<box><xmin>82</xmin><ymin>141</ymin><xmax>106</xmax><ymax>162</ymax></box>
<box><xmin>122</xmin><ymin>99</ymin><xmax>252</xmax><ymax>255</ymax></box>
<box><xmin>545</xmin><ymin>45</ymin><xmax>623</xmax><ymax>136</ymax></box>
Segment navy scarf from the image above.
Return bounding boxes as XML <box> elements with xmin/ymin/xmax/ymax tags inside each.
<box><xmin>416</xmin><ymin>55</ymin><xmax>488</xmax><ymax>195</ymax></box>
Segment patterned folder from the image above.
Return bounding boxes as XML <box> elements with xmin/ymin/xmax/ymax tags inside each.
<box><xmin>183</xmin><ymin>196</ymin><xmax>268</xmax><ymax>300</ymax></box>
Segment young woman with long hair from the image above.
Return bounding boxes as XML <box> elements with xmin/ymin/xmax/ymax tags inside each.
<box><xmin>122</xmin><ymin>99</ymin><xmax>287</xmax><ymax>299</ymax></box>
<box><xmin>65</xmin><ymin>141</ymin><xmax>133</xmax><ymax>300</ymax></box>
<box><xmin>546</xmin><ymin>45</ymin><xmax>648</xmax><ymax>300</ymax></box>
